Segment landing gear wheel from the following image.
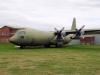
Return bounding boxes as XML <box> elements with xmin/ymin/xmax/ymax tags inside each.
<box><xmin>56</xmin><ymin>42</ymin><xmax>63</xmax><ymax>47</ymax></box>
<box><xmin>44</xmin><ymin>44</ymin><xmax>50</xmax><ymax>48</ymax></box>
<box><xmin>20</xmin><ymin>46</ymin><xmax>25</xmax><ymax>49</ymax></box>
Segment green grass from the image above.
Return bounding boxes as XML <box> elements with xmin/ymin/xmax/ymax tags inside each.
<box><xmin>0</xmin><ymin>43</ymin><xmax>100</xmax><ymax>75</ymax></box>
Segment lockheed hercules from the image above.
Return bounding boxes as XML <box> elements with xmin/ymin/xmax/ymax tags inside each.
<box><xmin>9</xmin><ymin>18</ymin><xmax>100</xmax><ymax>48</ymax></box>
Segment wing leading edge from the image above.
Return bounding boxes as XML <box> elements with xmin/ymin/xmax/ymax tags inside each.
<box><xmin>65</xmin><ymin>29</ymin><xmax>100</xmax><ymax>37</ymax></box>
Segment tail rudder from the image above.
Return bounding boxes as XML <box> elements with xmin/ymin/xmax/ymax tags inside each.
<box><xmin>71</xmin><ymin>17</ymin><xmax>76</xmax><ymax>30</ymax></box>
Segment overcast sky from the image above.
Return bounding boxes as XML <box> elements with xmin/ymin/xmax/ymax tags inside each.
<box><xmin>0</xmin><ymin>0</ymin><xmax>100</xmax><ymax>31</ymax></box>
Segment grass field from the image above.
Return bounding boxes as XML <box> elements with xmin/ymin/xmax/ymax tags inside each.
<box><xmin>0</xmin><ymin>43</ymin><xmax>100</xmax><ymax>75</ymax></box>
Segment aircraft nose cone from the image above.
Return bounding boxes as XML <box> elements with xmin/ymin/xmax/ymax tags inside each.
<box><xmin>9</xmin><ymin>36</ymin><xmax>16</xmax><ymax>44</ymax></box>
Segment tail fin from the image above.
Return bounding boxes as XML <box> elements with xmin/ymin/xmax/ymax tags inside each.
<box><xmin>71</xmin><ymin>17</ymin><xmax>76</xmax><ymax>30</ymax></box>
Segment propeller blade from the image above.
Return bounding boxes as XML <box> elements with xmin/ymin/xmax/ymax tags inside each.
<box><xmin>54</xmin><ymin>27</ymin><xmax>65</xmax><ymax>41</ymax></box>
<box><xmin>76</xmin><ymin>25</ymin><xmax>85</xmax><ymax>37</ymax></box>
<box><xmin>81</xmin><ymin>25</ymin><xmax>85</xmax><ymax>29</ymax></box>
<box><xmin>54</xmin><ymin>28</ymin><xmax>58</xmax><ymax>31</ymax></box>
<box><xmin>60</xmin><ymin>27</ymin><xmax>64</xmax><ymax>32</ymax></box>
<box><xmin>79</xmin><ymin>25</ymin><xmax>85</xmax><ymax>31</ymax></box>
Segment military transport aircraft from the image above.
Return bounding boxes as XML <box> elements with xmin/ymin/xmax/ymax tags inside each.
<box><xmin>9</xmin><ymin>18</ymin><xmax>100</xmax><ymax>48</ymax></box>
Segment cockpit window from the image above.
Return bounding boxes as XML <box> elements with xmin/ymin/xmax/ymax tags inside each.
<box><xmin>17</xmin><ymin>31</ymin><xmax>25</xmax><ymax>39</ymax></box>
<box><xmin>18</xmin><ymin>31</ymin><xmax>25</xmax><ymax>36</ymax></box>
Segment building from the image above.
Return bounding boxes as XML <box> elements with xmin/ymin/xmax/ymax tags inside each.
<box><xmin>80</xmin><ymin>35</ymin><xmax>95</xmax><ymax>45</ymax></box>
<box><xmin>0</xmin><ymin>26</ymin><xmax>22</xmax><ymax>43</ymax></box>
<box><xmin>69</xmin><ymin>34</ymin><xmax>100</xmax><ymax>45</ymax></box>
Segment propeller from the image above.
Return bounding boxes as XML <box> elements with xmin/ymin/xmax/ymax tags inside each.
<box><xmin>54</xmin><ymin>27</ymin><xmax>65</xmax><ymax>41</ymax></box>
<box><xmin>75</xmin><ymin>25</ymin><xmax>85</xmax><ymax>37</ymax></box>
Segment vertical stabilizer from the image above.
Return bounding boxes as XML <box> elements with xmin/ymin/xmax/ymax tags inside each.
<box><xmin>71</xmin><ymin>18</ymin><xmax>76</xmax><ymax>30</ymax></box>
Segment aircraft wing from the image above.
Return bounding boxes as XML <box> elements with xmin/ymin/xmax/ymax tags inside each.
<box><xmin>83</xmin><ymin>29</ymin><xmax>100</xmax><ymax>35</ymax></box>
<box><xmin>65</xmin><ymin>29</ymin><xmax>100</xmax><ymax>35</ymax></box>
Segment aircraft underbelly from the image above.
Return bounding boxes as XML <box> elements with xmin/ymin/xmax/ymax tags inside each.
<box><xmin>16</xmin><ymin>39</ymin><xmax>31</xmax><ymax>46</ymax></box>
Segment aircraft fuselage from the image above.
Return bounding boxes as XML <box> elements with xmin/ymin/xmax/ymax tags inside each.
<box><xmin>9</xmin><ymin>28</ymin><xmax>73</xmax><ymax>47</ymax></box>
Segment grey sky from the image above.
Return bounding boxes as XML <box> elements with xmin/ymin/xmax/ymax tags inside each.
<box><xmin>0</xmin><ymin>0</ymin><xmax>100</xmax><ymax>31</ymax></box>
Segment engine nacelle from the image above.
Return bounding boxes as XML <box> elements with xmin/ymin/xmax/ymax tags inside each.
<box><xmin>63</xmin><ymin>35</ymin><xmax>72</xmax><ymax>44</ymax></box>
